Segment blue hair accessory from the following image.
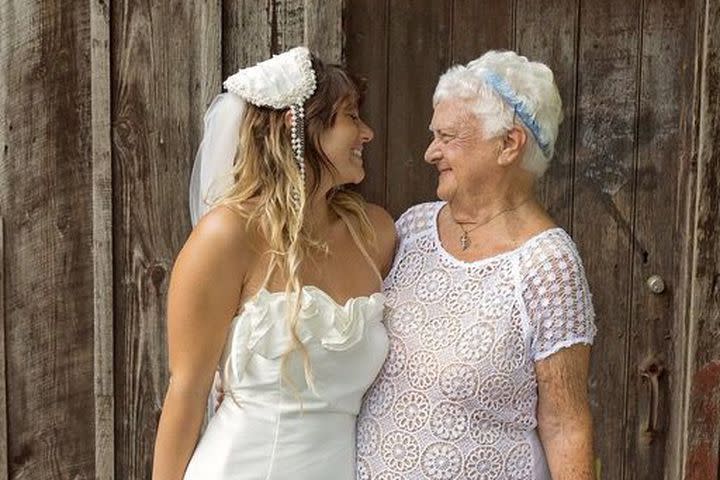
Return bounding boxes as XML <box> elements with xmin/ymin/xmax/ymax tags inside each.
<box><xmin>481</xmin><ymin>70</ymin><xmax>551</xmax><ymax>157</ymax></box>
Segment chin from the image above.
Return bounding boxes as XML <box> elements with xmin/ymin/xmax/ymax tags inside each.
<box><xmin>346</xmin><ymin>168</ymin><xmax>365</xmax><ymax>185</ymax></box>
<box><xmin>435</xmin><ymin>179</ymin><xmax>455</xmax><ymax>201</ymax></box>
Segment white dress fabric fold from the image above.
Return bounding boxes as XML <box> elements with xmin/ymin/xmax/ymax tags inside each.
<box><xmin>184</xmin><ymin>287</ymin><xmax>389</xmax><ymax>480</ymax></box>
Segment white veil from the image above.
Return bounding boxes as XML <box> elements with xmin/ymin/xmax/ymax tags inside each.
<box><xmin>189</xmin><ymin>92</ymin><xmax>247</xmax><ymax>226</ymax></box>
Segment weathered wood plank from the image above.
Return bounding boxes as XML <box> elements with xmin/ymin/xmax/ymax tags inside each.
<box><xmin>112</xmin><ymin>1</ymin><xmax>220</xmax><ymax>477</ymax></box>
<box><xmin>624</xmin><ymin>1</ymin><xmax>699</xmax><ymax>478</ymax></box>
<box><xmin>90</xmin><ymin>0</ymin><xmax>114</xmax><ymax>478</ymax></box>
<box><xmin>0</xmin><ymin>218</ymin><xmax>7</xmax><ymax>480</ymax></box>
<box><xmin>191</xmin><ymin>1</ymin><xmax>222</xmax><ymax>152</ymax></box>
<box><xmin>572</xmin><ymin>1</ymin><xmax>642</xmax><ymax>478</ymax></box>
<box><xmin>685</xmin><ymin>0</ymin><xmax>720</xmax><ymax>478</ymax></box>
<box><xmin>0</xmin><ymin>1</ymin><xmax>96</xmax><ymax>478</ymax></box>
<box><xmin>0</xmin><ymin>2</ymin><xmax>8</xmax><ymax>475</ymax></box>
<box><xmin>452</xmin><ymin>0</ymin><xmax>513</xmax><ymax>64</ymax></box>
<box><xmin>222</xmin><ymin>0</ymin><xmax>272</xmax><ymax>76</ymax></box>
<box><xmin>515</xmin><ymin>0</ymin><xmax>578</xmax><ymax>231</ymax></box>
<box><xmin>304</xmin><ymin>0</ymin><xmax>341</xmax><ymax>62</ymax></box>
<box><xmin>277</xmin><ymin>0</ymin><xmax>304</xmax><ymax>52</ymax></box>
<box><xmin>345</xmin><ymin>0</ymin><xmax>389</xmax><ymax>206</ymax></box>
<box><xmin>385</xmin><ymin>0</ymin><xmax>452</xmax><ymax>217</ymax></box>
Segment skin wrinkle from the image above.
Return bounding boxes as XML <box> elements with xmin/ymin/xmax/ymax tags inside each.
<box><xmin>536</xmin><ymin>344</ymin><xmax>594</xmax><ymax>478</ymax></box>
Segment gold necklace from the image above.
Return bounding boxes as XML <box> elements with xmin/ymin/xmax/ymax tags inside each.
<box><xmin>454</xmin><ymin>198</ymin><xmax>531</xmax><ymax>251</ymax></box>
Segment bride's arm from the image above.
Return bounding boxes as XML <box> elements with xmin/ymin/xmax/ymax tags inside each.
<box><xmin>152</xmin><ymin>207</ymin><xmax>249</xmax><ymax>480</ymax></box>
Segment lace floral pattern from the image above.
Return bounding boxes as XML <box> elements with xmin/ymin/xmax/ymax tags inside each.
<box><xmin>358</xmin><ymin>202</ymin><xmax>596</xmax><ymax>479</ymax></box>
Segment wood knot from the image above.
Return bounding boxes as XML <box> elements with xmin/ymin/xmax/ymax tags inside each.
<box><xmin>147</xmin><ymin>263</ymin><xmax>167</xmax><ymax>290</ymax></box>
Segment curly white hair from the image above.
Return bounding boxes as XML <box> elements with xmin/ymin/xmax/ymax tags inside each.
<box><xmin>433</xmin><ymin>50</ymin><xmax>563</xmax><ymax>177</ymax></box>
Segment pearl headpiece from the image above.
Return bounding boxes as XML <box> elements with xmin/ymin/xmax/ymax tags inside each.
<box><xmin>225</xmin><ymin>47</ymin><xmax>317</xmax><ymax>209</ymax></box>
<box><xmin>224</xmin><ymin>47</ymin><xmax>317</xmax><ymax>109</ymax></box>
<box><xmin>189</xmin><ymin>47</ymin><xmax>317</xmax><ymax>225</ymax></box>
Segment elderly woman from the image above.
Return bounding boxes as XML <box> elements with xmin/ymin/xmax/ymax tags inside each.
<box><xmin>356</xmin><ymin>51</ymin><xmax>597</xmax><ymax>479</ymax></box>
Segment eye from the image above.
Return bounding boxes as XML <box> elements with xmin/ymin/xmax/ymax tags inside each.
<box><xmin>348</xmin><ymin>112</ymin><xmax>360</xmax><ymax>121</ymax></box>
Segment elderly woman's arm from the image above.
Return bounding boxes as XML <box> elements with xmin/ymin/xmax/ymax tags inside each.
<box><xmin>536</xmin><ymin>344</ymin><xmax>594</xmax><ymax>480</ymax></box>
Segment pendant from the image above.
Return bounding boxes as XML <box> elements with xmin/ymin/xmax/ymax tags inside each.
<box><xmin>460</xmin><ymin>232</ymin><xmax>470</xmax><ymax>251</ymax></box>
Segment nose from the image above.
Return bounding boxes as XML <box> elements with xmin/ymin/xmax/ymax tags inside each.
<box><xmin>358</xmin><ymin>119</ymin><xmax>374</xmax><ymax>144</ymax></box>
<box><xmin>424</xmin><ymin>138</ymin><xmax>441</xmax><ymax>164</ymax></box>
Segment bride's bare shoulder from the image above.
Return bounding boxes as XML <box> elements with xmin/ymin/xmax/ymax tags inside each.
<box><xmin>177</xmin><ymin>205</ymin><xmax>256</xmax><ymax>276</ymax></box>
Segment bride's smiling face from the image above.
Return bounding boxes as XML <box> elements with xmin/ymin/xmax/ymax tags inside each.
<box><xmin>319</xmin><ymin>100</ymin><xmax>374</xmax><ymax>186</ymax></box>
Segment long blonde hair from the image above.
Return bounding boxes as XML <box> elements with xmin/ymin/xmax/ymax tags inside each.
<box><xmin>217</xmin><ymin>55</ymin><xmax>376</xmax><ymax>388</ymax></box>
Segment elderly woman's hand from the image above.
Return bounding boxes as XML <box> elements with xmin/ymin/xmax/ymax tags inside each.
<box><xmin>536</xmin><ymin>344</ymin><xmax>594</xmax><ymax>480</ymax></box>
<box><xmin>212</xmin><ymin>371</ymin><xmax>224</xmax><ymax>412</ymax></box>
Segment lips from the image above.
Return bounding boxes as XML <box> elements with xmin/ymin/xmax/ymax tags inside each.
<box><xmin>351</xmin><ymin>148</ymin><xmax>363</xmax><ymax>159</ymax></box>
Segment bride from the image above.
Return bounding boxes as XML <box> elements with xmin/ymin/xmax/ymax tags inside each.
<box><xmin>152</xmin><ymin>47</ymin><xmax>396</xmax><ymax>480</ymax></box>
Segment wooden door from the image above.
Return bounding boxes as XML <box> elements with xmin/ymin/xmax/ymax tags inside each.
<box><xmin>346</xmin><ymin>0</ymin><xmax>701</xmax><ymax>478</ymax></box>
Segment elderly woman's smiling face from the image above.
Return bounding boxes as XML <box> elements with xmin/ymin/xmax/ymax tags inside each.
<box><xmin>424</xmin><ymin>97</ymin><xmax>503</xmax><ymax>201</ymax></box>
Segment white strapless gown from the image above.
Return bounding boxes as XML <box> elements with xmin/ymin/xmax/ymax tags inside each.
<box><xmin>183</xmin><ymin>286</ymin><xmax>389</xmax><ymax>480</ymax></box>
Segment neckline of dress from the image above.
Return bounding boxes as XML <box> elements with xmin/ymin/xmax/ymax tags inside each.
<box><xmin>431</xmin><ymin>201</ymin><xmax>565</xmax><ymax>267</ymax></box>
<box><xmin>247</xmin><ymin>285</ymin><xmax>384</xmax><ymax>312</ymax></box>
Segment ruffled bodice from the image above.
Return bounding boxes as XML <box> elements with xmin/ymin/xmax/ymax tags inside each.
<box><xmin>184</xmin><ymin>286</ymin><xmax>389</xmax><ymax>480</ymax></box>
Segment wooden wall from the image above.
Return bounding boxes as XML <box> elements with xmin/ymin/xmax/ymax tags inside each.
<box><xmin>0</xmin><ymin>0</ymin><xmax>717</xmax><ymax>478</ymax></box>
<box><xmin>0</xmin><ymin>2</ymin><xmax>97</xmax><ymax>478</ymax></box>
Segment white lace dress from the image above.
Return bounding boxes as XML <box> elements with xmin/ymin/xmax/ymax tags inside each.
<box><xmin>356</xmin><ymin>201</ymin><xmax>597</xmax><ymax>480</ymax></box>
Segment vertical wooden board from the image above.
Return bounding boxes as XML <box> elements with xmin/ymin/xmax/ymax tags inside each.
<box><xmin>0</xmin><ymin>0</ymin><xmax>8</xmax><ymax>474</ymax></box>
<box><xmin>624</xmin><ymin>0</ymin><xmax>699</xmax><ymax>477</ymax></box>
<box><xmin>277</xmin><ymin>0</ymin><xmax>304</xmax><ymax>52</ymax></box>
<box><xmin>0</xmin><ymin>219</ymin><xmax>7</xmax><ymax>480</ymax></box>
<box><xmin>515</xmin><ymin>0</ymin><xmax>578</xmax><ymax>231</ymax></box>
<box><xmin>190</xmin><ymin>1</ymin><xmax>222</xmax><ymax>153</ymax></box>
<box><xmin>304</xmin><ymin>0</ymin><xmax>341</xmax><ymax>62</ymax></box>
<box><xmin>572</xmin><ymin>1</ymin><xmax>641</xmax><ymax>478</ymax></box>
<box><xmin>685</xmin><ymin>0</ymin><xmax>720</xmax><ymax>478</ymax></box>
<box><xmin>0</xmin><ymin>1</ymin><xmax>96</xmax><ymax>479</ymax></box>
<box><xmin>111</xmin><ymin>1</ymin><xmax>220</xmax><ymax>478</ymax></box>
<box><xmin>90</xmin><ymin>0</ymin><xmax>114</xmax><ymax>477</ymax></box>
<box><xmin>222</xmin><ymin>0</ymin><xmax>272</xmax><ymax>76</ymax></box>
<box><xmin>345</xmin><ymin>0</ymin><xmax>389</xmax><ymax>206</ymax></box>
<box><xmin>452</xmin><ymin>0</ymin><xmax>514</xmax><ymax>64</ymax></box>
<box><xmin>385</xmin><ymin>0</ymin><xmax>452</xmax><ymax>217</ymax></box>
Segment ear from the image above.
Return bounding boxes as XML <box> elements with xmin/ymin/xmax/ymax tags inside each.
<box><xmin>283</xmin><ymin>109</ymin><xmax>294</xmax><ymax>129</ymax></box>
<box><xmin>497</xmin><ymin>125</ymin><xmax>527</xmax><ymax>166</ymax></box>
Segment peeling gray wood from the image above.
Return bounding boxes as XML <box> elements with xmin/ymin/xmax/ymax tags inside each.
<box><xmin>0</xmin><ymin>218</ymin><xmax>7</xmax><ymax>480</ymax></box>
<box><xmin>91</xmin><ymin>0</ymin><xmax>115</xmax><ymax>478</ymax></box>
<box><xmin>683</xmin><ymin>0</ymin><xmax>720</xmax><ymax>478</ymax></box>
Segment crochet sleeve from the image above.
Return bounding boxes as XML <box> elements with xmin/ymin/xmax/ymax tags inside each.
<box><xmin>522</xmin><ymin>234</ymin><xmax>597</xmax><ymax>361</ymax></box>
